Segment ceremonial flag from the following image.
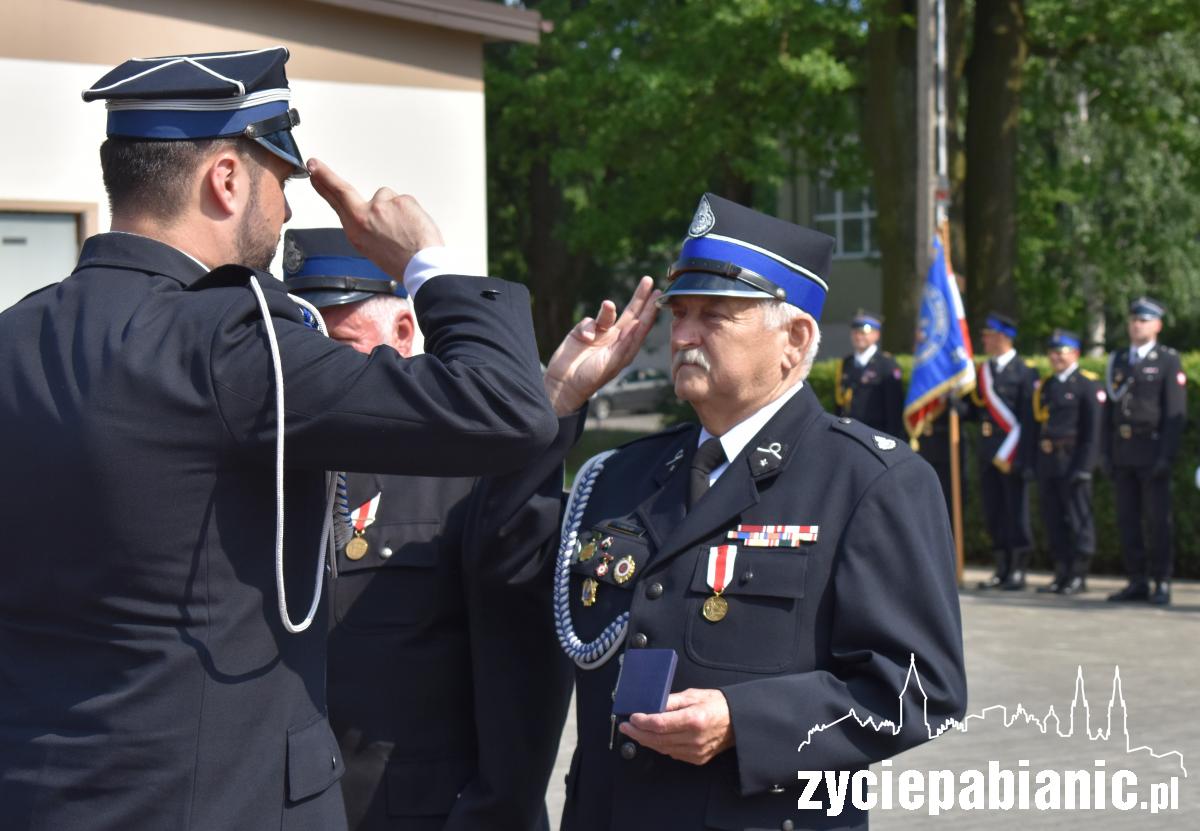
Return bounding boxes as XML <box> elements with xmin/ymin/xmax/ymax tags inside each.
<box><xmin>904</xmin><ymin>237</ymin><xmax>974</xmax><ymax>441</ymax></box>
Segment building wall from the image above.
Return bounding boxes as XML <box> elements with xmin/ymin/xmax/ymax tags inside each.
<box><xmin>0</xmin><ymin>0</ymin><xmax>491</xmax><ymax>310</ymax></box>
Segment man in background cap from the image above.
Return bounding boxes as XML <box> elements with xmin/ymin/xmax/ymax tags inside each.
<box><xmin>556</xmin><ymin>194</ymin><xmax>965</xmax><ymax>831</ymax></box>
<box><xmin>1104</xmin><ymin>297</ymin><xmax>1187</xmax><ymax>605</ymax></box>
<box><xmin>284</xmin><ymin>228</ymin><xmax>658</xmax><ymax>831</ymax></box>
<box><xmin>835</xmin><ymin>309</ymin><xmax>905</xmax><ymax>439</ymax></box>
<box><xmin>0</xmin><ymin>49</ymin><xmax>566</xmax><ymax>831</ymax></box>
<box><xmin>1032</xmin><ymin>329</ymin><xmax>1103</xmax><ymax>595</ymax></box>
<box><xmin>970</xmin><ymin>312</ymin><xmax>1038</xmax><ymax>591</ymax></box>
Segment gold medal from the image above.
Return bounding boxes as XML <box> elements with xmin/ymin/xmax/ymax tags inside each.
<box><xmin>579</xmin><ymin>540</ymin><xmax>597</xmax><ymax>562</ymax></box>
<box><xmin>702</xmin><ymin>594</ymin><xmax>728</xmax><ymax>622</ymax></box>
<box><xmin>981</xmin><ymin>422</ymin><xmax>993</xmax><ymax>438</ymax></box>
<box><xmin>345</xmin><ymin>535</ymin><xmax>369</xmax><ymax>561</ymax></box>
<box><xmin>1040</xmin><ymin>438</ymin><xmax>1054</xmax><ymax>454</ymax></box>
<box><xmin>581</xmin><ymin>578</ymin><xmax>599</xmax><ymax>607</ymax></box>
<box><xmin>613</xmin><ymin>555</ymin><xmax>636</xmax><ymax>584</ymax></box>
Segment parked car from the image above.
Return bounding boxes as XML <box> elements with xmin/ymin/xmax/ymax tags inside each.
<box><xmin>591</xmin><ymin>366</ymin><xmax>673</xmax><ymax>420</ymax></box>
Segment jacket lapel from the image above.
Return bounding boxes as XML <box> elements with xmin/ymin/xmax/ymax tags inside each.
<box><xmin>634</xmin><ymin>426</ymin><xmax>698</xmax><ymax>550</ymax></box>
<box><xmin>645</xmin><ymin>385</ymin><xmax>827</xmax><ymax>573</ymax></box>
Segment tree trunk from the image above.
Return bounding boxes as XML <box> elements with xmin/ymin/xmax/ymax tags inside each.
<box><xmin>863</xmin><ymin>0</ymin><xmax>919</xmax><ymax>353</ymax></box>
<box><xmin>964</xmin><ymin>0</ymin><xmax>1026</xmax><ymax>329</ymax></box>
<box><xmin>523</xmin><ymin>157</ymin><xmax>588</xmax><ymax>359</ymax></box>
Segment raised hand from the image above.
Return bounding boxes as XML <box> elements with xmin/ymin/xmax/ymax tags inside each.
<box><xmin>543</xmin><ymin>276</ymin><xmax>661</xmax><ymax>417</ymax></box>
<box><xmin>306</xmin><ymin>158</ymin><xmax>443</xmax><ymax>278</ymax></box>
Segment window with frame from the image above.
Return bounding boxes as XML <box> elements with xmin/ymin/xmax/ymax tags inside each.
<box><xmin>810</xmin><ymin>180</ymin><xmax>877</xmax><ymax>259</ymax></box>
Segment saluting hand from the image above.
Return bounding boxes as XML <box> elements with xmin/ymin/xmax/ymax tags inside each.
<box><xmin>543</xmin><ymin>276</ymin><xmax>661</xmax><ymax>417</ymax></box>
<box><xmin>618</xmin><ymin>687</ymin><xmax>735</xmax><ymax>766</ymax></box>
<box><xmin>306</xmin><ymin>158</ymin><xmax>444</xmax><ymax>278</ymax></box>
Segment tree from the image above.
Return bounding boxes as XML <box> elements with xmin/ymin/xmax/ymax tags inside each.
<box><xmin>487</xmin><ymin>0</ymin><xmax>863</xmax><ymax>357</ymax></box>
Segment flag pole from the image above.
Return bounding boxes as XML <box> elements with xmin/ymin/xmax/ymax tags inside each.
<box><xmin>934</xmin><ymin>0</ymin><xmax>964</xmax><ymax>586</ymax></box>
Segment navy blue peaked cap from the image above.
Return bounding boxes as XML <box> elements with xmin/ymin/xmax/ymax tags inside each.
<box><xmin>984</xmin><ymin>311</ymin><xmax>1018</xmax><ymax>339</ymax></box>
<box><xmin>1046</xmin><ymin>328</ymin><xmax>1081</xmax><ymax>351</ymax></box>
<box><xmin>851</xmin><ymin>309</ymin><xmax>883</xmax><ymax>330</ymax></box>
<box><xmin>282</xmin><ymin>229</ymin><xmax>407</xmax><ymax>308</ymax></box>
<box><xmin>661</xmin><ymin>193</ymin><xmax>835</xmax><ymax>319</ymax></box>
<box><xmin>83</xmin><ymin>47</ymin><xmax>307</xmax><ymax>177</ymax></box>
<box><xmin>1129</xmin><ymin>296</ymin><xmax>1165</xmax><ymax>320</ymax></box>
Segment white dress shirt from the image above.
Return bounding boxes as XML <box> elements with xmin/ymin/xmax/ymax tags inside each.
<box><xmin>697</xmin><ymin>380</ymin><xmax>807</xmax><ymax>486</ymax></box>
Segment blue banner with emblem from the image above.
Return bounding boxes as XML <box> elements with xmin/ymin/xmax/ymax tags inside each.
<box><xmin>904</xmin><ymin>237</ymin><xmax>975</xmax><ymax>441</ymax></box>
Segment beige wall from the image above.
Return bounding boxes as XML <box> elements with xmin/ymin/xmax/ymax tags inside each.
<box><xmin>1</xmin><ymin>0</ymin><xmax>484</xmax><ymax>91</ymax></box>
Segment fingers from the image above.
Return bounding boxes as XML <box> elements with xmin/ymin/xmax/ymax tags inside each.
<box><xmin>614</xmin><ymin>276</ymin><xmax>656</xmax><ymax>328</ymax></box>
<box><xmin>306</xmin><ymin>158</ymin><xmax>365</xmax><ymax>224</ymax></box>
<box><xmin>593</xmin><ymin>300</ymin><xmax>619</xmax><ymax>333</ymax></box>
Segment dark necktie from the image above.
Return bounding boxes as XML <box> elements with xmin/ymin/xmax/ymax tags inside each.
<box><xmin>688</xmin><ymin>438</ymin><xmax>726</xmax><ymax>510</ymax></box>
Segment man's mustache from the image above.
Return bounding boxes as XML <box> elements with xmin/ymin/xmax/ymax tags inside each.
<box><xmin>672</xmin><ymin>347</ymin><xmax>711</xmax><ymax>375</ymax></box>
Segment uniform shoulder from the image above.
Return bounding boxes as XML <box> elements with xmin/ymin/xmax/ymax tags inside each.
<box><xmin>574</xmin><ymin>422</ymin><xmax>692</xmax><ymax>487</ymax></box>
<box><xmin>879</xmin><ymin>351</ymin><xmax>899</xmax><ymax>365</ymax></box>
<box><xmin>1080</xmin><ymin>369</ymin><xmax>1100</xmax><ymax>381</ymax></box>
<box><xmin>824</xmin><ymin>415</ymin><xmax>912</xmax><ymax>469</ymax></box>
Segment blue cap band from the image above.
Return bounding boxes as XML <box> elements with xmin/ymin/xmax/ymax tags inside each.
<box><xmin>1049</xmin><ymin>333</ymin><xmax>1080</xmax><ymax>350</ymax></box>
<box><xmin>672</xmin><ymin>235</ymin><xmax>827</xmax><ymax>319</ymax></box>
<box><xmin>106</xmin><ymin>99</ymin><xmax>289</xmax><ymax>140</ymax></box>
<box><xmin>852</xmin><ymin>315</ymin><xmax>882</xmax><ymax>329</ymax></box>
<box><xmin>985</xmin><ymin>316</ymin><xmax>1017</xmax><ymax>339</ymax></box>
<box><xmin>291</xmin><ymin>255</ymin><xmax>394</xmax><ymax>285</ymax></box>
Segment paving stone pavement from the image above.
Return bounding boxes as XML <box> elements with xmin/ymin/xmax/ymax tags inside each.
<box><xmin>544</xmin><ymin>567</ymin><xmax>1200</xmax><ymax>829</ymax></box>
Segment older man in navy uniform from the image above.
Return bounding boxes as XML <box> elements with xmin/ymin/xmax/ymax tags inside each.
<box><xmin>1033</xmin><ymin>330</ymin><xmax>1103</xmax><ymax>595</ymax></box>
<box><xmin>0</xmin><ymin>50</ymin><xmax>565</xmax><ymax>831</ymax></box>
<box><xmin>1104</xmin><ymin>297</ymin><xmax>1188</xmax><ymax>605</ymax></box>
<box><xmin>835</xmin><ymin>310</ymin><xmax>905</xmax><ymax>439</ymax></box>
<box><xmin>970</xmin><ymin>312</ymin><xmax>1038</xmax><ymax>590</ymax></box>
<box><xmin>555</xmin><ymin>194</ymin><xmax>966</xmax><ymax>831</ymax></box>
<box><xmin>284</xmin><ymin>228</ymin><xmax>658</xmax><ymax>830</ymax></box>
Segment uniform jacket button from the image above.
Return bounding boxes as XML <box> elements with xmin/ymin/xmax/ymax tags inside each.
<box><xmin>631</xmin><ymin>632</ymin><xmax>648</xmax><ymax>648</ymax></box>
<box><xmin>646</xmin><ymin>582</ymin><xmax>664</xmax><ymax>599</ymax></box>
<box><xmin>782</xmin><ymin>821</ymin><xmax>795</xmax><ymax>831</ymax></box>
<box><xmin>620</xmin><ymin>741</ymin><xmax>637</xmax><ymax>760</ymax></box>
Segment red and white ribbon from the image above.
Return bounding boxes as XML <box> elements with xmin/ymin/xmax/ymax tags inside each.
<box><xmin>352</xmin><ymin>493</ymin><xmax>381</xmax><ymax>533</ymax></box>
<box><xmin>979</xmin><ymin>361</ymin><xmax>1021</xmax><ymax>473</ymax></box>
<box><xmin>706</xmin><ymin>545</ymin><xmax>737</xmax><ymax>593</ymax></box>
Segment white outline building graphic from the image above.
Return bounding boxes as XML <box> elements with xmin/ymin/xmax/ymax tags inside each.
<box><xmin>796</xmin><ymin>654</ymin><xmax>1188</xmax><ymax>777</ymax></box>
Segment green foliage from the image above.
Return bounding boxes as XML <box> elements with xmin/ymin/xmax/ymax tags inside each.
<box><xmin>1017</xmin><ymin>13</ymin><xmax>1200</xmax><ymax>348</ymax></box>
<box><xmin>656</xmin><ymin>353</ymin><xmax>1200</xmax><ymax>577</ymax></box>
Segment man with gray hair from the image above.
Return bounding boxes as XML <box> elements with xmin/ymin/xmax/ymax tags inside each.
<box><xmin>556</xmin><ymin>194</ymin><xmax>966</xmax><ymax>831</ymax></box>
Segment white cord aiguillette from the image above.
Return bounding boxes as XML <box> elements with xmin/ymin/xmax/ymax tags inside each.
<box><xmin>248</xmin><ymin>276</ymin><xmax>350</xmax><ymax>634</ymax></box>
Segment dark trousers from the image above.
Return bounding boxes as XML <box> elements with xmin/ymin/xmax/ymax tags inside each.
<box><xmin>920</xmin><ymin>443</ymin><xmax>967</xmax><ymax>526</ymax></box>
<box><xmin>1037</xmin><ymin>476</ymin><xmax>1095</xmax><ymax>578</ymax></box>
<box><xmin>979</xmin><ymin>464</ymin><xmax>1031</xmax><ymax>554</ymax></box>
<box><xmin>1112</xmin><ymin>465</ymin><xmax>1174</xmax><ymax>582</ymax></box>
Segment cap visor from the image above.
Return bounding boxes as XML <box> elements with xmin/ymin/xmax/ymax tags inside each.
<box><xmin>254</xmin><ymin>129</ymin><xmax>308</xmax><ymax>178</ymax></box>
<box><xmin>289</xmin><ymin>288</ymin><xmax>376</xmax><ymax>308</ymax></box>
<box><xmin>657</xmin><ymin>271</ymin><xmax>774</xmax><ymax>306</ymax></box>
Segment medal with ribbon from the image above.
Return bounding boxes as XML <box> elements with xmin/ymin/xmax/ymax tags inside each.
<box><xmin>345</xmin><ymin>492</ymin><xmax>381</xmax><ymax>560</ymax></box>
<box><xmin>703</xmin><ymin>545</ymin><xmax>737</xmax><ymax>622</ymax></box>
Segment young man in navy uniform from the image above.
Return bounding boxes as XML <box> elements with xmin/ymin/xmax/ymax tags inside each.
<box><xmin>835</xmin><ymin>309</ymin><xmax>905</xmax><ymax>439</ymax></box>
<box><xmin>555</xmin><ymin>194</ymin><xmax>966</xmax><ymax>831</ymax></box>
<box><xmin>1032</xmin><ymin>330</ymin><xmax>1103</xmax><ymax>595</ymax></box>
<box><xmin>0</xmin><ymin>50</ymin><xmax>563</xmax><ymax>831</ymax></box>
<box><xmin>1103</xmin><ymin>297</ymin><xmax>1188</xmax><ymax>605</ymax></box>
<box><xmin>284</xmin><ymin>228</ymin><xmax>658</xmax><ymax>830</ymax></box>
<box><xmin>970</xmin><ymin>312</ymin><xmax>1038</xmax><ymax>590</ymax></box>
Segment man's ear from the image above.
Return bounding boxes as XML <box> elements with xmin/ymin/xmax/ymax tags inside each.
<box><xmin>782</xmin><ymin>314</ymin><xmax>813</xmax><ymax>370</ymax></box>
<box><xmin>201</xmin><ymin>148</ymin><xmax>247</xmax><ymax>218</ymax></box>
<box><xmin>392</xmin><ymin>308</ymin><xmax>416</xmax><ymax>358</ymax></box>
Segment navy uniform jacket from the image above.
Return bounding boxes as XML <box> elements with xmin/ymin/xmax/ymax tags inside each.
<box><xmin>970</xmin><ymin>356</ymin><xmax>1038</xmax><ymax>471</ymax></box>
<box><xmin>0</xmin><ymin>234</ymin><xmax>557</xmax><ymax>831</ymax></box>
<box><xmin>1103</xmin><ymin>346</ymin><xmax>1187</xmax><ymax>469</ymax></box>
<box><xmin>329</xmin><ymin>412</ymin><xmax>582</xmax><ymax>831</ymax></box>
<box><xmin>560</xmin><ymin>385</ymin><xmax>966</xmax><ymax>831</ymax></box>
<box><xmin>836</xmin><ymin>351</ymin><xmax>905</xmax><ymax>439</ymax></box>
<box><xmin>1034</xmin><ymin>370</ymin><xmax>1101</xmax><ymax>479</ymax></box>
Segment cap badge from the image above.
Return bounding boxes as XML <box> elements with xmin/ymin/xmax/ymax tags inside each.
<box><xmin>688</xmin><ymin>195</ymin><xmax>716</xmax><ymax>238</ymax></box>
<box><xmin>283</xmin><ymin>236</ymin><xmax>305</xmax><ymax>275</ymax></box>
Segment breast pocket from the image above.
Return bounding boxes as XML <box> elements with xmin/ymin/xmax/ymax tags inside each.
<box><xmin>334</xmin><ymin>519</ymin><xmax>443</xmax><ymax>629</ymax></box>
<box><xmin>684</xmin><ymin>547</ymin><xmax>808</xmax><ymax>673</ymax></box>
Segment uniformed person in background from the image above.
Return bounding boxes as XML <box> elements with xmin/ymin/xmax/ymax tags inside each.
<box><xmin>1033</xmin><ymin>330</ymin><xmax>1103</xmax><ymax>595</ymax></box>
<box><xmin>284</xmin><ymin>229</ymin><xmax>658</xmax><ymax>831</ymax></box>
<box><xmin>970</xmin><ymin>312</ymin><xmax>1038</xmax><ymax>590</ymax></box>
<box><xmin>1104</xmin><ymin>297</ymin><xmax>1188</xmax><ymax>605</ymax></box>
<box><xmin>835</xmin><ymin>309</ymin><xmax>905</xmax><ymax>438</ymax></box>
<box><xmin>0</xmin><ymin>50</ymin><xmax>562</xmax><ymax>831</ymax></box>
<box><xmin>555</xmin><ymin>194</ymin><xmax>966</xmax><ymax>831</ymax></box>
<box><xmin>915</xmin><ymin>394</ymin><xmax>969</xmax><ymax>523</ymax></box>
